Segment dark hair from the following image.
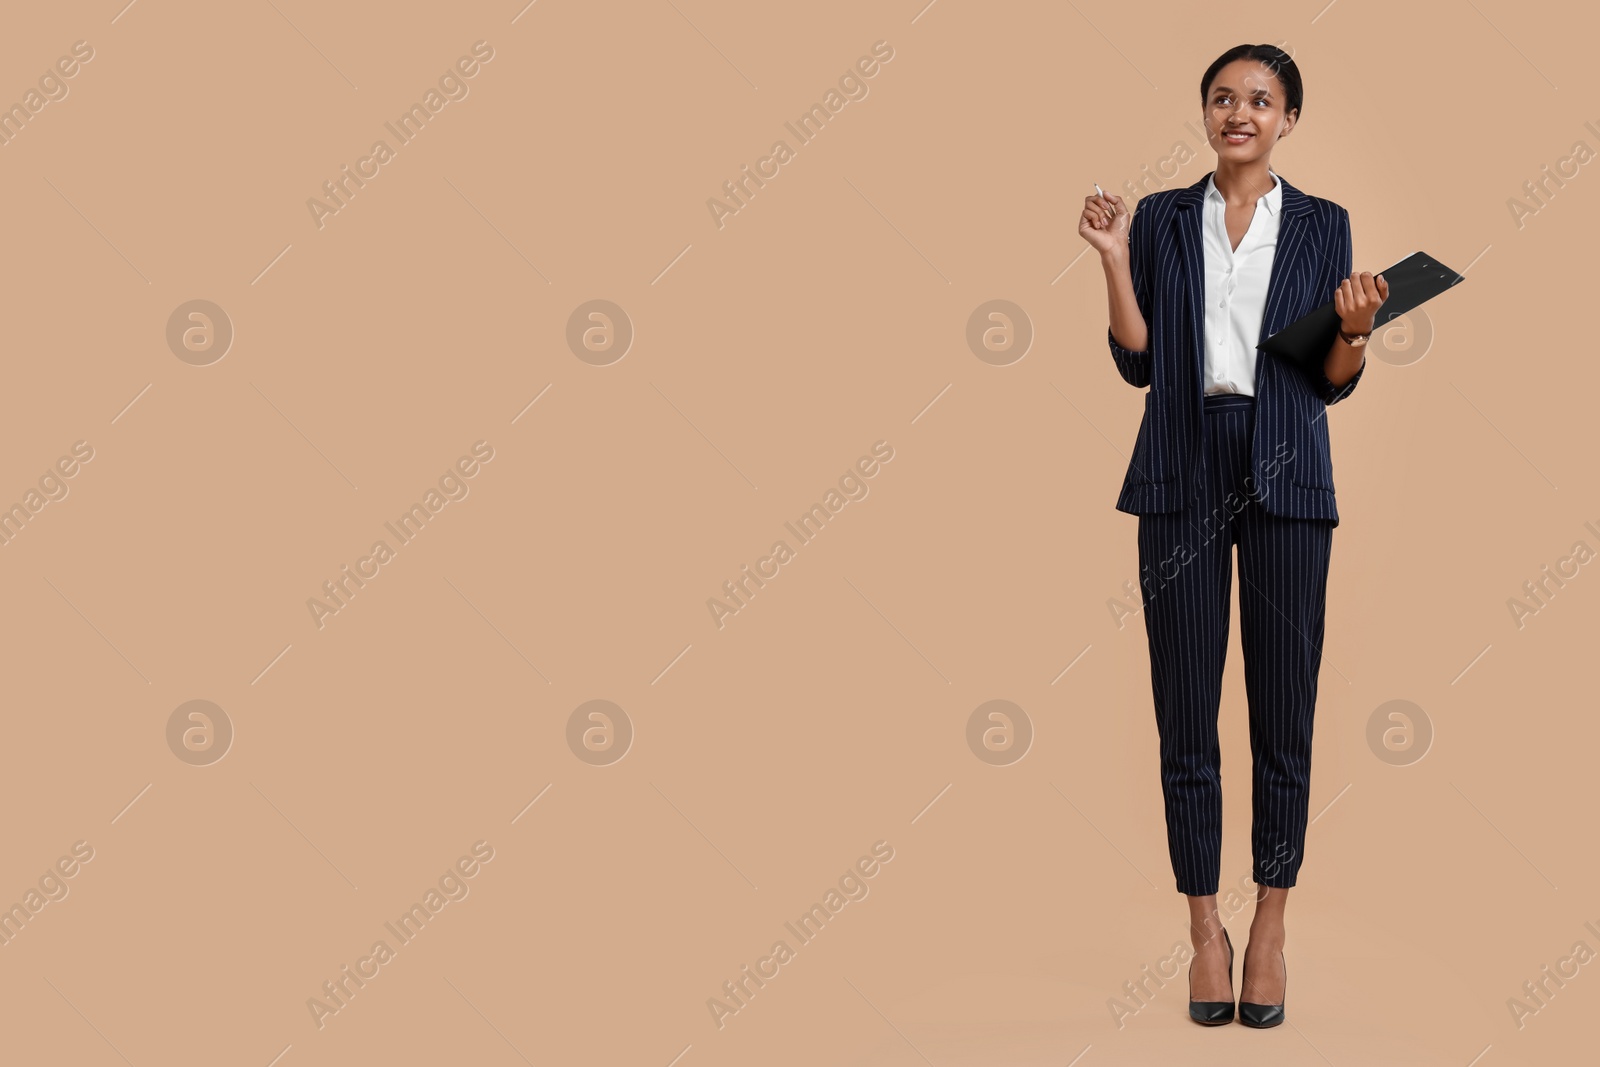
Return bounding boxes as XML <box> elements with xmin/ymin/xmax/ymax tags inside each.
<box><xmin>1200</xmin><ymin>44</ymin><xmax>1302</xmax><ymax>119</ymax></box>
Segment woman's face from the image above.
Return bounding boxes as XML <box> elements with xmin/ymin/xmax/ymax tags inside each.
<box><xmin>1204</xmin><ymin>59</ymin><xmax>1296</xmax><ymax>162</ymax></box>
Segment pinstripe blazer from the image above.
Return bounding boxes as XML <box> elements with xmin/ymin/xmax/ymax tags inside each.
<box><xmin>1107</xmin><ymin>170</ymin><xmax>1365</xmax><ymax>527</ymax></box>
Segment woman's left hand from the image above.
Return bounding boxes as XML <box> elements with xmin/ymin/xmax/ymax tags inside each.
<box><xmin>1335</xmin><ymin>270</ymin><xmax>1389</xmax><ymax>333</ymax></box>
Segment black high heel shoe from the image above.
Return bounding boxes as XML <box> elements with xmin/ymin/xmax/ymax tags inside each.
<box><xmin>1187</xmin><ymin>927</ymin><xmax>1235</xmax><ymax>1025</ymax></box>
<box><xmin>1238</xmin><ymin>947</ymin><xmax>1286</xmax><ymax>1028</ymax></box>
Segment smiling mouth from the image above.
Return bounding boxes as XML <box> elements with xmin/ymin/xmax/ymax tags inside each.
<box><xmin>1223</xmin><ymin>130</ymin><xmax>1254</xmax><ymax>142</ymax></box>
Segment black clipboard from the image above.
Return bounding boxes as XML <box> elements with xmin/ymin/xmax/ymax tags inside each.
<box><xmin>1258</xmin><ymin>251</ymin><xmax>1465</xmax><ymax>374</ymax></box>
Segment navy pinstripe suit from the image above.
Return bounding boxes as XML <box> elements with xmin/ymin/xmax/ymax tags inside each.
<box><xmin>1107</xmin><ymin>171</ymin><xmax>1364</xmax><ymax>895</ymax></box>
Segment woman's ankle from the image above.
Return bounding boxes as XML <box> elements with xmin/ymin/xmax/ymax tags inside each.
<box><xmin>1246</xmin><ymin>922</ymin><xmax>1285</xmax><ymax>950</ymax></box>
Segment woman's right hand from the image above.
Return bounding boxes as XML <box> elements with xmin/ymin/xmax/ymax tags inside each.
<box><xmin>1079</xmin><ymin>192</ymin><xmax>1130</xmax><ymax>257</ymax></box>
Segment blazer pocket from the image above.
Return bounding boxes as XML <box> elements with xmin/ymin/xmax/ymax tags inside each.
<box><xmin>1291</xmin><ymin>474</ymin><xmax>1333</xmax><ymax>492</ymax></box>
<box><xmin>1290</xmin><ymin>462</ymin><xmax>1334</xmax><ymax>491</ymax></box>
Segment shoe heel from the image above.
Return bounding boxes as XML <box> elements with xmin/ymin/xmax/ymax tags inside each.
<box><xmin>1187</xmin><ymin>927</ymin><xmax>1235</xmax><ymax>1026</ymax></box>
<box><xmin>1238</xmin><ymin>947</ymin><xmax>1286</xmax><ymax>1029</ymax></box>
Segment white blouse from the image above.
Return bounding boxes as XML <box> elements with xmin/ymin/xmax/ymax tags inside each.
<box><xmin>1201</xmin><ymin>169</ymin><xmax>1281</xmax><ymax>397</ymax></box>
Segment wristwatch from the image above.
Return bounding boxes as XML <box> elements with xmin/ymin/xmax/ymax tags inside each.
<box><xmin>1338</xmin><ymin>326</ymin><xmax>1372</xmax><ymax>347</ymax></box>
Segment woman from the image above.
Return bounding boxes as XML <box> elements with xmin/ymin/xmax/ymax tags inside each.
<box><xmin>1078</xmin><ymin>44</ymin><xmax>1386</xmax><ymax>1028</ymax></box>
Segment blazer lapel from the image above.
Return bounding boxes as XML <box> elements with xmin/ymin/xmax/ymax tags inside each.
<box><xmin>1257</xmin><ymin>176</ymin><xmax>1314</xmax><ymax>346</ymax></box>
<box><xmin>1172</xmin><ymin>173</ymin><xmax>1209</xmax><ymax>399</ymax></box>
<box><xmin>1254</xmin><ymin>175</ymin><xmax>1314</xmax><ymax>395</ymax></box>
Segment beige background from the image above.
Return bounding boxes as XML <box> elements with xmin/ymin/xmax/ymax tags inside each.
<box><xmin>1</xmin><ymin>1</ymin><xmax>1595</xmax><ymax>1064</ymax></box>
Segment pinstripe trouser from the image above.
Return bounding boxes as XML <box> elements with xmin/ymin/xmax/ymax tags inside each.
<box><xmin>1136</xmin><ymin>391</ymin><xmax>1333</xmax><ymax>896</ymax></box>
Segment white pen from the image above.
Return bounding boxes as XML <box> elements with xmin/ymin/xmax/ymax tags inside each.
<box><xmin>1094</xmin><ymin>183</ymin><xmax>1114</xmax><ymax>225</ymax></box>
